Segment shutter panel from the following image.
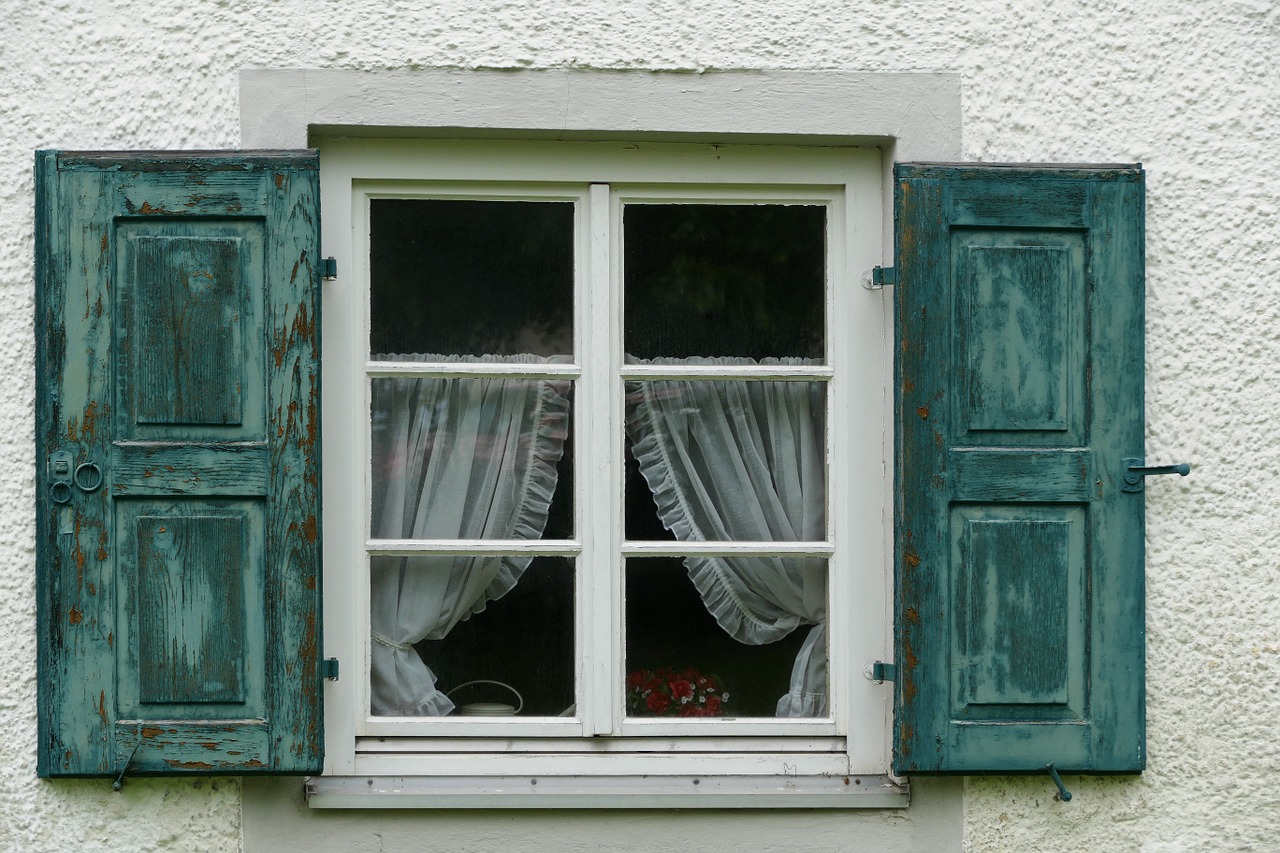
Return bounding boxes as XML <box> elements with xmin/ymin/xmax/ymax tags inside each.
<box><xmin>36</xmin><ymin>151</ymin><xmax>322</xmax><ymax>777</ymax></box>
<box><xmin>894</xmin><ymin>163</ymin><xmax>1145</xmax><ymax>773</ymax></box>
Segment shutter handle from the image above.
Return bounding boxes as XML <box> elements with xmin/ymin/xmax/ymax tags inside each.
<box><xmin>1122</xmin><ymin>458</ymin><xmax>1191</xmax><ymax>493</ymax></box>
<box><xmin>49</xmin><ymin>452</ymin><xmax>74</xmax><ymax>504</ymax></box>
<box><xmin>74</xmin><ymin>461</ymin><xmax>103</xmax><ymax>492</ymax></box>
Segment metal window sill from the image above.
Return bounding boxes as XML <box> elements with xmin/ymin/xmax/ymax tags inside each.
<box><xmin>306</xmin><ymin>773</ymin><xmax>909</xmax><ymax>809</ymax></box>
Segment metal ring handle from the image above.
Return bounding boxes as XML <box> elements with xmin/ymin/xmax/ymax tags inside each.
<box><xmin>445</xmin><ymin>679</ymin><xmax>524</xmax><ymax>715</ymax></box>
<box><xmin>74</xmin><ymin>462</ymin><xmax>103</xmax><ymax>492</ymax></box>
<box><xmin>51</xmin><ymin>482</ymin><xmax>73</xmax><ymax>505</ymax></box>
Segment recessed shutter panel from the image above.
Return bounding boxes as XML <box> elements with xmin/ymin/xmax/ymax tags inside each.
<box><xmin>36</xmin><ymin>151</ymin><xmax>322</xmax><ymax>777</ymax></box>
<box><xmin>894</xmin><ymin>163</ymin><xmax>1145</xmax><ymax>773</ymax></box>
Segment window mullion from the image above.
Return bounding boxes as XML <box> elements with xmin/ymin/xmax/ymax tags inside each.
<box><xmin>579</xmin><ymin>182</ymin><xmax>618</xmax><ymax>736</ymax></box>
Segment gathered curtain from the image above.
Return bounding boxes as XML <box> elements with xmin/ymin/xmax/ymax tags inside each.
<box><xmin>369</xmin><ymin>354</ymin><xmax>571</xmax><ymax>716</ymax></box>
<box><xmin>625</xmin><ymin>356</ymin><xmax>828</xmax><ymax>717</ymax></box>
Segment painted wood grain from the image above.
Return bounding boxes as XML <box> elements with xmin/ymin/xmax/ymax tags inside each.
<box><xmin>894</xmin><ymin>163</ymin><xmax>1145</xmax><ymax>774</ymax></box>
<box><xmin>36</xmin><ymin>151</ymin><xmax>322</xmax><ymax>777</ymax></box>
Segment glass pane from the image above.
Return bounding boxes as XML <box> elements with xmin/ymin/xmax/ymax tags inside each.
<box><xmin>625</xmin><ymin>558</ymin><xmax>827</xmax><ymax>718</ymax></box>
<box><xmin>623</xmin><ymin>203</ymin><xmax>825</xmax><ymax>360</ymax></box>
<box><xmin>370</xmin><ymin>199</ymin><xmax>574</xmax><ymax>359</ymax></box>
<box><xmin>371</xmin><ymin>376</ymin><xmax>573</xmax><ymax>539</ymax></box>
<box><xmin>624</xmin><ymin>379</ymin><xmax>825</xmax><ymax>541</ymax></box>
<box><xmin>372</xmin><ymin>556</ymin><xmax>575</xmax><ymax>717</ymax></box>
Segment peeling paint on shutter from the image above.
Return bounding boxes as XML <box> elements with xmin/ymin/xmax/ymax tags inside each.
<box><xmin>894</xmin><ymin>163</ymin><xmax>1145</xmax><ymax>774</ymax></box>
<box><xmin>36</xmin><ymin>150</ymin><xmax>322</xmax><ymax>777</ymax></box>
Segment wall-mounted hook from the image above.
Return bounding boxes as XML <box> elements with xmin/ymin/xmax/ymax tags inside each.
<box><xmin>1045</xmin><ymin>763</ymin><xmax>1073</xmax><ymax>802</ymax></box>
<box><xmin>112</xmin><ymin>736</ymin><xmax>144</xmax><ymax>792</ymax></box>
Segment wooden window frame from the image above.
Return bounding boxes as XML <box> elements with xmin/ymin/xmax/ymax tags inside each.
<box><xmin>315</xmin><ymin>137</ymin><xmax>897</xmax><ymax>806</ymax></box>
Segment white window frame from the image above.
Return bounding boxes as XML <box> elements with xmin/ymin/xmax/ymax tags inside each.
<box><xmin>240</xmin><ymin>68</ymin><xmax>964</xmax><ymax>808</ymax></box>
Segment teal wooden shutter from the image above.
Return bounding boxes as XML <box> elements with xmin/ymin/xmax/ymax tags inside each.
<box><xmin>36</xmin><ymin>151</ymin><xmax>322</xmax><ymax>777</ymax></box>
<box><xmin>894</xmin><ymin>163</ymin><xmax>1145</xmax><ymax>774</ymax></box>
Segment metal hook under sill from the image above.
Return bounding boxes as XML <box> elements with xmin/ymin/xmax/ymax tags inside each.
<box><xmin>112</xmin><ymin>736</ymin><xmax>144</xmax><ymax>792</ymax></box>
<box><xmin>1045</xmin><ymin>763</ymin><xmax>1073</xmax><ymax>802</ymax></box>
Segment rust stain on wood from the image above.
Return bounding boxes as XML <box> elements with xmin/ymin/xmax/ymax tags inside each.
<box><xmin>916</xmin><ymin>405</ymin><xmax>929</xmax><ymax>419</ymax></box>
<box><xmin>81</xmin><ymin>401</ymin><xmax>99</xmax><ymax>441</ymax></box>
<box><xmin>97</xmin><ymin>690</ymin><xmax>108</xmax><ymax>725</ymax></box>
<box><xmin>141</xmin><ymin>726</ymin><xmax>165</xmax><ymax>738</ymax></box>
<box><xmin>901</xmin><ymin>636</ymin><xmax>919</xmax><ymax>703</ymax></box>
<box><xmin>164</xmin><ymin>760</ymin><xmax>215</xmax><ymax>770</ymax></box>
<box><xmin>68</xmin><ymin>607</ymin><xmax>82</xmax><ymax>625</ymax></box>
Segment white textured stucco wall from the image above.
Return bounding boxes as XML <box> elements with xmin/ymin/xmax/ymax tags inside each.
<box><xmin>2</xmin><ymin>1</ymin><xmax>1277</xmax><ymax>851</ymax></box>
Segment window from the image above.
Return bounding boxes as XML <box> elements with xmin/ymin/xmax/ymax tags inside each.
<box><xmin>316</xmin><ymin>139</ymin><xmax>896</xmax><ymax>803</ymax></box>
<box><xmin>36</xmin><ymin>96</ymin><xmax>1146</xmax><ymax>801</ymax></box>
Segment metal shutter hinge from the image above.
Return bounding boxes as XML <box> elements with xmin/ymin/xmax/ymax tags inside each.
<box><xmin>865</xmin><ymin>661</ymin><xmax>896</xmax><ymax>683</ymax></box>
<box><xmin>321</xmin><ymin>658</ymin><xmax>340</xmax><ymax>681</ymax></box>
<box><xmin>862</xmin><ymin>266</ymin><xmax>897</xmax><ymax>290</ymax></box>
<box><xmin>320</xmin><ymin>257</ymin><xmax>338</xmax><ymax>280</ymax></box>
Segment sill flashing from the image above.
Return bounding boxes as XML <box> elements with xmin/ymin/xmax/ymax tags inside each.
<box><xmin>305</xmin><ymin>773</ymin><xmax>909</xmax><ymax>809</ymax></box>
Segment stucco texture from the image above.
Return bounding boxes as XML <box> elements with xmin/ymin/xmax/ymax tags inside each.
<box><xmin>1</xmin><ymin>1</ymin><xmax>1276</xmax><ymax>852</ymax></box>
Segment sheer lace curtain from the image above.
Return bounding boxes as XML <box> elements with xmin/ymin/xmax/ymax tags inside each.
<box><xmin>625</xmin><ymin>356</ymin><xmax>829</xmax><ymax>717</ymax></box>
<box><xmin>369</xmin><ymin>354</ymin><xmax>570</xmax><ymax>716</ymax></box>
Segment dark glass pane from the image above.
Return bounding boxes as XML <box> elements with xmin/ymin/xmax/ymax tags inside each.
<box><xmin>370</xmin><ymin>199</ymin><xmax>574</xmax><ymax>358</ymax></box>
<box><xmin>375</xmin><ymin>557</ymin><xmax>576</xmax><ymax>717</ymax></box>
<box><xmin>624</xmin><ymin>204</ymin><xmax>825</xmax><ymax>360</ymax></box>
<box><xmin>625</xmin><ymin>558</ymin><xmax>825</xmax><ymax>718</ymax></box>
<box><xmin>624</xmin><ymin>379</ymin><xmax>826</xmax><ymax>541</ymax></box>
<box><xmin>370</xmin><ymin>377</ymin><xmax>573</xmax><ymax>540</ymax></box>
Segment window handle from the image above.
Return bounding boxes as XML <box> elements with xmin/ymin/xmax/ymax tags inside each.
<box><xmin>1122</xmin><ymin>458</ymin><xmax>1190</xmax><ymax>492</ymax></box>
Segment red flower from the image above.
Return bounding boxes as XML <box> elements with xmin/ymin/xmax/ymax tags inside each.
<box><xmin>669</xmin><ymin>679</ymin><xmax>694</xmax><ymax>702</ymax></box>
<box><xmin>704</xmin><ymin>695</ymin><xmax>722</xmax><ymax>714</ymax></box>
<box><xmin>646</xmin><ymin>692</ymin><xmax>670</xmax><ymax>714</ymax></box>
<box><xmin>626</xmin><ymin>670</ymin><xmax>645</xmax><ymax>689</ymax></box>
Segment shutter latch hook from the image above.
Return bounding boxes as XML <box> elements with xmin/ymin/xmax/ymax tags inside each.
<box><xmin>1045</xmin><ymin>763</ymin><xmax>1073</xmax><ymax>802</ymax></box>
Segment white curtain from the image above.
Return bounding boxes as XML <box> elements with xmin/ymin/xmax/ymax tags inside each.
<box><xmin>369</xmin><ymin>354</ymin><xmax>570</xmax><ymax>716</ymax></box>
<box><xmin>625</xmin><ymin>356</ymin><xmax>828</xmax><ymax>717</ymax></box>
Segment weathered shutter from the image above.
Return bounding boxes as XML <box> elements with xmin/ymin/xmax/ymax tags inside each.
<box><xmin>36</xmin><ymin>151</ymin><xmax>322</xmax><ymax>777</ymax></box>
<box><xmin>894</xmin><ymin>163</ymin><xmax>1145</xmax><ymax>773</ymax></box>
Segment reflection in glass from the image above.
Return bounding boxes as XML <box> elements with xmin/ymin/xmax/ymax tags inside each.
<box><xmin>370</xmin><ymin>199</ymin><xmax>574</xmax><ymax>358</ymax></box>
<box><xmin>373</xmin><ymin>557</ymin><xmax>575</xmax><ymax>717</ymax></box>
<box><xmin>624</xmin><ymin>204</ymin><xmax>825</xmax><ymax>360</ymax></box>
<box><xmin>370</xmin><ymin>361</ymin><xmax>573</xmax><ymax>540</ymax></box>
<box><xmin>624</xmin><ymin>371</ymin><xmax>825</xmax><ymax>541</ymax></box>
<box><xmin>625</xmin><ymin>558</ymin><xmax>827</xmax><ymax>718</ymax></box>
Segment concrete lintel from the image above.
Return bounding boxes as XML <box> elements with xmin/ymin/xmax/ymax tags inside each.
<box><xmin>239</xmin><ymin>68</ymin><xmax>962</xmax><ymax>161</ymax></box>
